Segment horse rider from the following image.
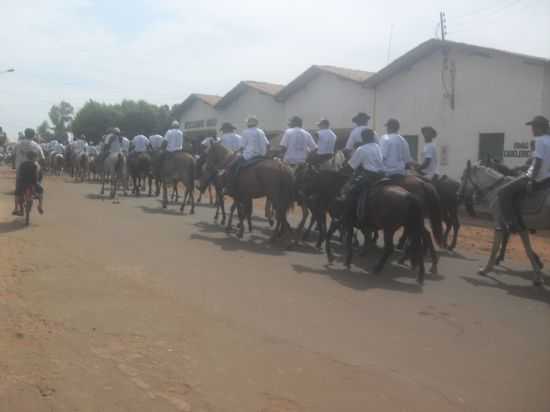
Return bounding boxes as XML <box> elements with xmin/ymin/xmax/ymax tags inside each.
<box><xmin>104</xmin><ymin>127</ymin><xmax>123</xmax><ymax>155</ymax></box>
<box><xmin>344</xmin><ymin>128</ymin><xmax>385</xmax><ymax>210</ymax></box>
<box><xmin>12</xmin><ymin>128</ymin><xmax>45</xmax><ymax>216</ymax></box>
<box><xmin>280</xmin><ymin>116</ymin><xmax>317</xmax><ymax>167</ymax></box>
<box><xmin>225</xmin><ymin>116</ymin><xmax>269</xmax><ymax>194</ymax></box>
<box><xmin>162</xmin><ymin>120</ymin><xmax>184</xmax><ymax>161</ymax></box>
<box><xmin>417</xmin><ymin>126</ymin><xmax>439</xmax><ymax>180</ymax></box>
<box><xmin>497</xmin><ymin>115</ymin><xmax>550</xmax><ymax>233</ymax></box>
<box><xmin>149</xmin><ymin>133</ymin><xmax>165</xmax><ymax>152</ymax></box>
<box><xmin>121</xmin><ymin>136</ymin><xmax>130</xmax><ymax>155</ymax></box>
<box><xmin>130</xmin><ymin>134</ymin><xmax>150</xmax><ymax>157</ymax></box>
<box><xmin>219</xmin><ymin>122</ymin><xmax>242</xmax><ymax>152</ymax></box>
<box><xmin>345</xmin><ymin>112</ymin><xmax>373</xmax><ymax>156</ymax></box>
<box><xmin>308</xmin><ymin>118</ymin><xmax>336</xmax><ymax>167</ymax></box>
<box><xmin>380</xmin><ymin>118</ymin><xmax>413</xmax><ymax>179</ymax></box>
<box><xmin>72</xmin><ymin>134</ymin><xmax>88</xmax><ymax>157</ymax></box>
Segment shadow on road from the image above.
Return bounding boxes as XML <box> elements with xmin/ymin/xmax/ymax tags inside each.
<box><xmin>0</xmin><ymin>219</ymin><xmax>26</xmax><ymax>234</ymax></box>
<box><xmin>139</xmin><ymin>206</ymin><xmax>184</xmax><ymax>216</ymax></box>
<box><xmin>292</xmin><ymin>263</ymin><xmax>423</xmax><ymax>294</ymax></box>
<box><xmin>85</xmin><ymin>193</ymin><xmax>106</xmax><ymax>200</ymax></box>
<box><xmin>462</xmin><ymin>275</ymin><xmax>550</xmax><ymax>305</ymax></box>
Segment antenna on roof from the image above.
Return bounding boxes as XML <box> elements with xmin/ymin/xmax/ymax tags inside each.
<box><xmin>440</xmin><ymin>11</ymin><xmax>447</xmax><ymax>40</ymax></box>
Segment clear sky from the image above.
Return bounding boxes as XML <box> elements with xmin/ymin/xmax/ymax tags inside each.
<box><xmin>1</xmin><ymin>0</ymin><xmax>549</xmax><ymax>138</ymax></box>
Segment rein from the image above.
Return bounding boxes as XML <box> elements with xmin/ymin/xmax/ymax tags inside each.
<box><xmin>465</xmin><ymin>167</ymin><xmax>506</xmax><ymax>199</ymax></box>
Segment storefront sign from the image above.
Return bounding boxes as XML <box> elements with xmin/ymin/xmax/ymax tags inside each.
<box><xmin>184</xmin><ymin>118</ymin><xmax>218</xmax><ymax>130</ymax></box>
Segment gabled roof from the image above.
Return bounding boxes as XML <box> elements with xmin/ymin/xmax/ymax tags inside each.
<box><xmin>277</xmin><ymin>65</ymin><xmax>373</xmax><ymax>101</ymax></box>
<box><xmin>178</xmin><ymin>93</ymin><xmax>221</xmax><ymax>114</ymax></box>
<box><xmin>364</xmin><ymin>38</ymin><xmax>550</xmax><ymax>88</ymax></box>
<box><xmin>215</xmin><ymin>81</ymin><xmax>284</xmax><ymax>108</ymax></box>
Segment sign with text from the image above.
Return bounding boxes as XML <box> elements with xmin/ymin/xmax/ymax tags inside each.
<box><xmin>503</xmin><ymin>141</ymin><xmax>531</xmax><ymax>158</ymax></box>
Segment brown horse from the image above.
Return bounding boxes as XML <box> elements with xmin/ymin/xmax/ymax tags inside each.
<box><xmin>160</xmin><ymin>152</ymin><xmax>196</xmax><ymax>213</ymax></box>
<box><xmin>204</xmin><ymin>143</ymin><xmax>294</xmax><ymax>240</ymax></box>
<box><xmin>128</xmin><ymin>152</ymin><xmax>153</xmax><ymax>197</ymax></box>
<box><xmin>389</xmin><ymin>175</ymin><xmax>444</xmax><ymax>274</ymax></box>
<box><xmin>326</xmin><ymin>182</ymin><xmax>426</xmax><ymax>284</ymax></box>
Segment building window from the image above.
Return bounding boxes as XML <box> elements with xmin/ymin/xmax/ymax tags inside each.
<box><xmin>403</xmin><ymin>135</ymin><xmax>419</xmax><ymax>161</ymax></box>
<box><xmin>478</xmin><ymin>133</ymin><xmax>504</xmax><ymax>162</ymax></box>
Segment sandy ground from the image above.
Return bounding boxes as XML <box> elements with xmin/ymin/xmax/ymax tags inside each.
<box><xmin>1</xmin><ymin>167</ymin><xmax>549</xmax><ymax>412</ymax></box>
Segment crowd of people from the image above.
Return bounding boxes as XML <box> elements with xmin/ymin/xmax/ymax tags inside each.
<box><xmin>8</xmin><ymin>110</ymin><xmax>550</xmax><ymax>237</ymax></box>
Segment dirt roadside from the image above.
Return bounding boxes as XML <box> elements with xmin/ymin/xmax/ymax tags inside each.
<box><xmin>1</xmin><ymin>168</ymin><xmax>549</xmax><ymax>412</ymax></box>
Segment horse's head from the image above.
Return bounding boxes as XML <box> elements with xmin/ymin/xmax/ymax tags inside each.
<box><xmin>205</xmin><ymin>142</ymin><xmax>231</xmax><ymax>171</ymax></box>
<box><xmin>459</xmin><ymin>161</ymin><xmax>505</xmax><ymax>217</ymax></box>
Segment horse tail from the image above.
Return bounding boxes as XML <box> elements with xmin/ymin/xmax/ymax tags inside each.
<box><xmin>279</xmin><ymin>163</ymin><xmax>295</xmax><ymax>214</ymax></box>
<box><xmin>423</xmin><ymin>182</ymin><xmax>444</xmax><ymax>248</ymax></box>
<box><xmin>405</xmin><ymin>195</ymin><xmax>424</xmax><ymax>268</ymax></box>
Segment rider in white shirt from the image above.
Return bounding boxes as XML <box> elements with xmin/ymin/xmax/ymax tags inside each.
<box><xmin>417</xmin><ymin>126</ymin><xmax>439</xmax><ymax>180</ymax></box>
<box><xmin>121</xmin><ymin>136</ymin><xmax>130</xmax><ymax>154</ymax></box>
<box><xmin>280</xmin><ymin>116</ymin><xmax>317</xmax><ymax>165</ymax></box>
<box><xmin>219</xmin><ymin>123</ymin><xmax>243</xmax><ymax>152</ymax></box>
<box><xmin>164</xmin><ymin>121</ymin><xmax>184</xmax><ymax>152</ymax></box>
<box><xmin>131</xmin><ymin>134</ymin><xmax>150</xmax><ymax>153</ymax></box>
<box><xmin>240</xmin><ymin>117</ymin><xmax>269</xmax><ymax>160</ymax></box>
<box><xmin>149</xmin><ymin>134</ymin><xmax>165</xmax><ymax>151</ymax></box>
<box><xmin>498</xmin><ymin>115</ymin><xmax>550</xmax><ymax>233</ymax></box>
<box><xmin>380</xmin><ymin>118</ymin><xmax>412</xmax><ymax>177</ymax></box>
<box><xmin>309</xmin><ymin>118</ymin><xmax>337</xmax><ymax>166</ymax></box>
<box><xmin>106</xmin><ymin>128</ymin><xmax>123</xmax><ymax>154</ymax></box>
<box><xmin>345</xmin><ymin>112</ymin><xmax>373</xmax><ymax>154</ymax></box>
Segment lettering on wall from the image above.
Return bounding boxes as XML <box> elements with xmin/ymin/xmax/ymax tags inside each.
<box><xmin>184</xmin><ymin>118</ymin><xmax>218</xmax><ymax>129</ymax></box>
<box><xmin>503</xmin><ymin>141</ymin><xmax>531</xmax><ymax>158</ymax></box>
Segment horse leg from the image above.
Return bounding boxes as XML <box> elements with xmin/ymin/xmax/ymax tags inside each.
<box><xmin>208</xmin><ymin>184</ymin><xmax>214</xmax><ymax>205</ymax></box>
<box><xmin>424</xmin><ymin>228</ymin><xmax>439</xmax><ymax>275</ymax></box>
<box><xmin>162</xmin><ymin>181</ymin><xmax>168</xmax><ymax>209</ymax></box>
<box><xmin>315</xmin><ymin>212</ymin><xmax>327</xmax><ymax>250</ymax></box>
<box><xmin>180</xmin><ymin>184</ymin><xmax>187</xmax><ymax>213</ymax></box>
<box><xmin>246</xmin><ymin>198</ymin><xmax>252</xmax><ymax>232</ymax></box>
<box><xmin>518</xmin><ymin>230</ymin><xmax>544</xmax><ymax>286</ymax></box>
<box><xmin>359</xmin><ymin>228</ymin><xmax>372</xmax><ymax>257</ymax></box>
<box><xmin>396</xmin><ymin>228</ymin><xmax>408</xmax><ymax>250</ymax></box>
<box><xmin>265</xmin><ymin>197</ymin><xmax>274</xmax><ymax>227</ymax></box>
<box><xmin>374</xmin><ymin>229</ymin><xmax>395</xmax><ymax>274</ymax></box>
<box><xmin>495</xmin><ymin>230</ymin><xmax>510</xmax><ymax>266</ymax></box>
<box><xmin>148</xmin><ymin>174</ymin><xmax>153</xmax><ymax>197</ymax></box>
<box><xmin>100</xmin><ymin>172</ymin><xmax>106</xmax><ymax>196</ymax></box>
<box><xmin>237</xmin><ymin>201</ymin><xmax>246</xmax><ymax>239</ymax></box>
<box><xmin>219</xmin><ymin>192</ymin><xmax>226</xmax><ymax>225</ymax></box>
<box><xmin>449</xmin><ymin>208</ymin><xmax>460</xmax><ymax>251</ymax></box>
<box><xmin>325</xmin><ymin>219</ymin><xmax>341</xmax><ymax>264</ymax></box>
<box><xmin>226</xmin><ymin>201</ymin><xmax>237</xmax><ymax>232</ymax></box>
<box><xmin>344</xmin><ymin>222</ymin><xmax>355</xmax><ymax>270</ymax></box>
<box><xmin>478</xmin><ymin>229</ymin><xmax>503</xmax><ymax>276</ymax></box>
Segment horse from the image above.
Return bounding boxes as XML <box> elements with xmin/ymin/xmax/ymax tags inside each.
<box><xmin>100</xmin><ymin>152</ymin><xmax>128</xmax><ymax>200</ymax></box>
<box><xmin>51</xmin><ymin>153</ymin><xmax>64</xmax><ymax>176</ymax></box>
<box><xmin>325</xmin><ymin>181</ymin><xmax>426</xmax><ymax>284</ymax></box>
<box><xmin>159</xmin><ymin>152</ymin><xmax>196</xmax><ymax>214</ymax></box>
<box><xmin>128</xmin><ymin>152</ymin><xmax>153</xmax><ymax>197</ymax></box>
<box><xmin>203</xmin><ymin>142</ymin><xmax>294</xmax><ymax>240</ymax></box>
<box><xmin>458</xmin><ymin>161</ymin><xmax>549</xmax><ymax>286</ymax></box>
<box><xmin>74</xmin><ymin>152</ymin><xmax>89</xmax><ymax>182</ymax></box>
<box><xmin>383</xmin><ymin>175</ymin><xmax>444</xmax><ymax>274</ymax></box>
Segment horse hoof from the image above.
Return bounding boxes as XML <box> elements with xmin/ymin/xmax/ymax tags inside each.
<box><xmin>430</xmin><ymin>265</ymin><xmax>438</xmax><ymax>275</ymax></box>
<box><xmin>478</xmin><ymin>268</ymin><xmax>488</xmax><ymax>276</ymax></box>
<box><xmin>417</xmin><ymin>276</ymin><xmax>425</xmax><ymax>285</ymax></box>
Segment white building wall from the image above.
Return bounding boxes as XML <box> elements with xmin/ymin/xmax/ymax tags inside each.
<box><xmin>373</xmin><ymin>47</ymin><xmax>548</xmax><ymax>178</ymax></box>
<box><xmin>283</xmin><ymin>72</ymin><xmax>373</xmax><ymax>131</ymax></box>
<box><xmin>179</xmin><ymin>99</ymin><xmax>220</xmax><ymax>133</ymax></box>
<box><xmin>218</xmin><ymin>88</ymin><xmax>284</xmax><ymax>134</ymax></box>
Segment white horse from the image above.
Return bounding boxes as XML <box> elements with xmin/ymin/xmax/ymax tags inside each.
<box><xmin>459</xmin><ymin>161</ymin><xmax>550</xmax><ymax>286</ymax></box>
<box><xmin>100</xmin><ymin>152</ymin><xmax>127</xmax><ymax>201</ymax></box>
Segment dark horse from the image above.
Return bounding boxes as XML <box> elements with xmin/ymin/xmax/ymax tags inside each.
<box><xmin>203</xmin><ymin>143</ymin><xmax>294</xmax><ymax>240</ymax></box>
<box><xmin>326</xmin><ymin>182</ymin><xmax>426</xmax><ymax>284</ymax></box>
<box><xmin>159</xmin><ymin>152</ymin><xmax>196</xmax><ymax>214</ymax></box>
<box><xmin>128</xmin><ymin>152</ymin><xmax>153</xmax><ymax>196</ymax></box>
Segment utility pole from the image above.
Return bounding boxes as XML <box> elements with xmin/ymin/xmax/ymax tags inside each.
<box><xmin>440</xmin><ymin>11</ymin><xmax>447</xmax><ymax>41</ymax></box>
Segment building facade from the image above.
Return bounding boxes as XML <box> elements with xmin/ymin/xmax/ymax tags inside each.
<box><xmin>178</xmin><ymin>39</ymin><xmax>550</xmax><ymax>178</ymax></box>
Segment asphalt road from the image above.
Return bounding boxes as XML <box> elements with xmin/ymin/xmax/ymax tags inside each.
<box><xmin>1</xmin><ymin>169</ymin><xmax>549</xmax><ymax>412</ymax></box>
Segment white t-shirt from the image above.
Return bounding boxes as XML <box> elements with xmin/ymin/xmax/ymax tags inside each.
<box><xmin>317</xmin><ymin>129</ymin><xmax>337</xmax><ymax>155</ymax></box>
<box><xmin>108</xmin><ymin>134</ymin><xmax>122</xmax><ymax>154</ymax></box>
<box><xmin>241</xmin><ymin>127</ymin><xmax>269</xmax><ymax>160</ymax></box>
<box><xmin>422</xmin><ymin>141</ymin><xmax>439</xmax><ymax>178</ymax></box>
<box><xmin>149</xmin><ymin>134</ymin><xmax>164</xmax><ymax>150</ymax></box>
<box><xmin>220</xmin><ymin>133</ymin><xmax>243</xmax><ymax>152</ymax></box>
<box><xmin>72</xmin><ymin>139</ymin><xmax>87</xmax><ymax>155</ymax></box>
<box><xmin>345</xmin><ymin>126</ymin><xmax>370</xmax><ymax>151</ymax></box>
<box><xmin>280</xmin><ymin>127</ymin><xmax>317</xmax><ymax>165</ymax></box>
<box><xmin>348</xmin><ymin>143</ymin><xmax>384</xmax><ymax>172</ymax></box>
<box><xmin>381</xmin><ymin>133</ymin><xmax>412</xmax><ymax>176</ymax></box>
<box><xmin>529</xmin><ymin>134</ymin><xmax>550</xmax><ymax>182</ymax></box>
<box><xmin>121</xmin><ymin>137</ymin><xmax>130</xmax><ymax>153</ymax></box>
<box><xmin>132</xmin><ymin>134</ymin><xmax>150</xmax><ymax>152</ymax></box>
<box><xmin>164</xmin><ymin>128</ymin><xmax>184</xmax><ymax>152</ymax></box>
<box><xmin>15</xmin><ymin>139</ymin><xmax>45</xmax><ymax>170</ymax></box>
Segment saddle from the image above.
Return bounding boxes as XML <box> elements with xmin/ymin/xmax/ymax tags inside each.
<box><xmin>318</xmin><ymin>151</ymin><xmax>346</xmax><ymax>172</ymax></box>
<box><xmin>239</xmin><ymin>156</ymin><xmax>267</xmax><ymax>171</ymax></box>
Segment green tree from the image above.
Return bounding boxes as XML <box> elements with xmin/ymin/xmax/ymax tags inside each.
<box><xmin>49</xmin><ymin>101</ymin><xmax>74</xmax><ymax>140</ymax></box>
<box><xmin>72</xmin><ymin>100</ymin><xmax>120</xmax><ymax>144</ymax></box>
<box><xmin>37</xmin><ymin>120</ymin><xmax>54</xmax><ymax>142</ymax></box>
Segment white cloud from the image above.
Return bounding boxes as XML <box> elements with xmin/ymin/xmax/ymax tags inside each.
<box><xmin>1</xmin><ymin>0</ymin><xmax>548</xmax><ymax>138</ymax></box>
